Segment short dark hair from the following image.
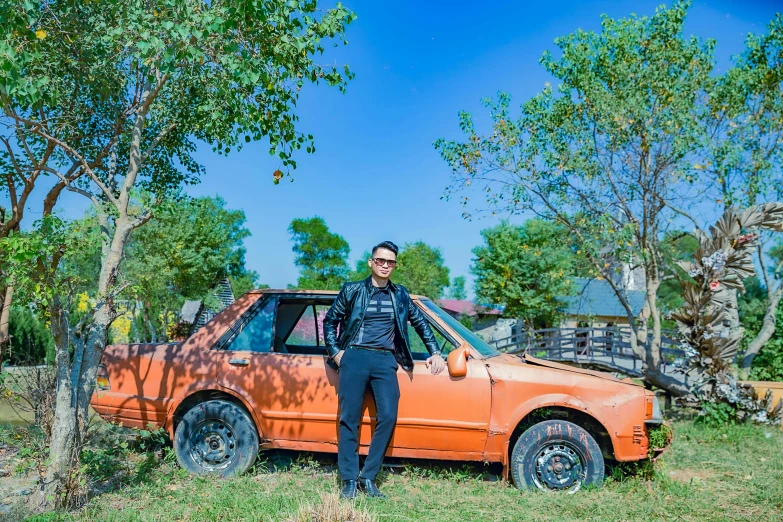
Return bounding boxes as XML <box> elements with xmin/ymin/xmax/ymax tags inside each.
<box><xmin>372</xmin><ymin>241</ymin><xmax>399</xmax><ymax>257</ymax></box>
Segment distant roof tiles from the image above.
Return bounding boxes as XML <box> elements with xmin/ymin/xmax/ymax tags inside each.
<box><xmin>560</xmin><ymin>277</ymin><xmax>646</xmax><ymax>318</ymax></box>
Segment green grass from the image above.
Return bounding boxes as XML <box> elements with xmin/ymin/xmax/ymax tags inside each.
<box><xmin>5</xmin><ymin>419</ymin><xmax>780</xmax><ymax>522</ymax></box>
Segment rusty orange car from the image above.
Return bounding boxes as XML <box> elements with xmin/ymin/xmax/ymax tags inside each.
<box><xmin>91</xmin><ymin>290</ymin><xmax>668</xmax><ymax>492</ymax></box>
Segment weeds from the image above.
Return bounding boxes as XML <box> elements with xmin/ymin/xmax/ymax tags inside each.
<box><xmin>286</xmin><ymin>493</ymin><xmax>376</xmax><ymax>522</ymax></box>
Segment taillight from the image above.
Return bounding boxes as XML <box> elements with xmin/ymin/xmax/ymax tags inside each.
<box><xmin>96</xmin><ymin>364</ymin><xmax>110</xmax><ymax>390</ymax></box>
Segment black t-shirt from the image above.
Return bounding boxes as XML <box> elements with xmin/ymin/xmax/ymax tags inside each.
<box><xmin>355</xmin><ymin>285</ymin><xmax>396</xmax><ymax>350</ymax></box>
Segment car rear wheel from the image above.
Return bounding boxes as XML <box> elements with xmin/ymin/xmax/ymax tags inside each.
<box><xmin>174</xmin><ymin>399</ymin><xmax>259</xmax><ymax>477</ymax></box>
<box><xmin>510</xmin><ymin>420</ymin><xmax>604</xmax><ymax>493</ymax></box>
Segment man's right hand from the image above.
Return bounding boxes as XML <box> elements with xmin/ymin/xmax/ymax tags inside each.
<box><xmin>334</xmin><ymin>350</ymin><xmax>346</xmax><ymax>367</ymax></box>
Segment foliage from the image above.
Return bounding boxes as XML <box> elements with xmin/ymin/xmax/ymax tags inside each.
<box><xmin>670</xmin><ymin>205</ymin><xmax>783</xmax><ymax>425</ymax></box>
<box><xmin>472</xmin><ymin>220</ymin><xmax>576</xmax><ymax>329</ymax></box>
<box><xmin>434</xmin><ymin>1</ymin><xmax>783</xmax><ymax>397</ymax></box>
<box><xmin>749</xmin><ymin>338</ymin><xmax>783</xmax><ymax>381</ymax></box>
<box><xmin>1</xmin><ymin>0</ymin><xmax>356</xmax><ymax>510</ymax></box>
<box><xmin>349</xmin><ymin>243</ymin><xmax>451</xmax><ymax>298</ymax></box>
<box><xmin>647</xmin><ymin>423</ymin><xmax>672</xmax><ymax>456</ymax></box>
<box><xmin>697</xmin><ymin>400</ymin><xmax>741</xmax><ymax>427</ymax></box>
<box><xmin>5</xmin><ymin>306</ymin><xmax>55</xmax><ymax>365</ymax></box>
<box><xmin>231</xmin><ymin>271</ymin><xmax>265</xmax><ymax>298</ymax></box>
<box><xmin>0</xmin><ymin>0</ymin><xmax>356</xmax><ymax>183</ymax></box>
<box><xmin>702</xmin><ymin>14</ymin><xmax>783</xmax><ymax>209</ymax></box>
<box><xmin>446</xmin><ymin>275</ymin><xmax>467</xmax><ymax>300</ymax></box>
<box><xmin>58</xmin><ymin>196</ymin><xmax>259</xmax><ymax>342</ymax></box>
<box><xmin>658</xmin><ymin>232</ymin><xmax>700</xmax><ymax>313</ymax></box>
<box><xmin>124</xmin><ymin>196</ymin><xmax>257</xmax><ymax>341</ymax></box>
<box><xmin>671</xmin><ymin>205</ymin><xmax>783</xmax><ymax>373</ymax></box>
<box><xmin>458</xmin><ymin>314</ymin><xmax>474</xmax><ymax>330</ymax></box>
<box><xmin>394</xmin><ymin>242</ymin><xmax>450</xmax><ymax>299</ymax></box>
<box><xmin>349</xmin><ymin>250</ymin><xmax>372</xmax><ymax>281</ymax></box>
<box><xmin>739</xmin><ymin>278</ymin><xmax>783</xmax><ymax>381</ymax></box>
<box><xmin>289</xmin><ymin>216</ymin><xmax>350</xmax><ymax>290</ymax></box>
<box><xmin>0</xmin><ymin>215</ymin><xmax>80</xmax><ymax>309</ymax></box>
<box><xmin>434</xmin><ymin>1</ymin><xmax>716</xmax><ymax>395</ymax></box>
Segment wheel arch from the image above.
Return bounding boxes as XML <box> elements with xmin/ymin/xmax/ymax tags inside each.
<box><xmin>167</xmin><ymin>389</ymin><xmax>260</xmax><ymax>439</ymax></box>
<box><xmin>508</xmin><ymin>405</ymin><xmax>615</xmax><ymax>462</ymax></box>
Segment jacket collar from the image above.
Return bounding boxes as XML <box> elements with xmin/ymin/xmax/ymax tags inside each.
<box><xmin>363</xmin><ymin>275</ymin><xmax>396</xmax><ymax>292</ymax></box>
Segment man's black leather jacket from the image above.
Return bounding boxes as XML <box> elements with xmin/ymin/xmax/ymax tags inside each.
<box><xmin>323</xmin><ymin>276</ymin><xmax>441</xmax><ymax>371</ymax></box>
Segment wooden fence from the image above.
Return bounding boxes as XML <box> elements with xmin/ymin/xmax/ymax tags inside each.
<box><xmin>490</xmin><ymin>326</ymin><xmax>689</xmax><ymax>384</ymax></box>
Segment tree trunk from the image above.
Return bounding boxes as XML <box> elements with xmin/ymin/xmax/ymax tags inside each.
<box><xmin>630</xmin><ymin>274</ymin><xmax>691</xmax><ymax>396</ymax></box>
<box><xmin>740</xmin><ymin>285</ymin><xmax>783</xmax><ymax>376</ymax></box>
<box><xmin>30</xmin><ymin>297</ymin><xmax>78</xmax><ymax>512</ymax></box>
<box><xmin>0</xmin><ymin>285</ymin><xmax>12</xmax><ymax>361</ymax></box>
<box><xmin>31</xmin><ymin>220</ymin><xmax>133</xmax><ymax>512</ymax></box>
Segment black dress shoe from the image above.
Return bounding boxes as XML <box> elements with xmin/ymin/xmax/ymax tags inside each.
<box><xmin>358</xmin><ymin>477</ymin><xmax>385</xmax><ymax>498</ymax></box>
<box><xmin>340</xmin><ymin>480</ymin><xmax>358</xmax><ymax>499</ymax></box>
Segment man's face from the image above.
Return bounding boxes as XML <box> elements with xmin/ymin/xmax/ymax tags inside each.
<box><xmin>369</xmin><ymin>247</ymin><xmax>397</xmax><ymax>279</ymax></box>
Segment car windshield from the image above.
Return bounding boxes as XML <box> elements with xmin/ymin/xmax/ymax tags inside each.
<box><xmin>421</xmin><ymin>299</ymin><xmax>500</xmax><ymax>358</ymax></box>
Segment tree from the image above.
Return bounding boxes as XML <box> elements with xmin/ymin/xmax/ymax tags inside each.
<box><xmin>699</xmin><ymin>15</ymin><xmax>783</xmax><ymax>375</ymax></box>
<box><xmin>349</xmin><ymin>250</ymin><xmax>372</xmax><ymax>281</ymax></box>
<box><xmin>6</xmin><ymin>306</ymin><xmax>55</xmax><ymax>365</ymax></box>
<box><xmin>670</xmin><ymin>205</ymin><xmax>783</xmax><ymax>424</ymax></box>
<box><xmin>472</xmin><ymin>220</ymin><xmax>576</xmax><ymax>330</ymax></box>
<box><xmin>436</xmin><ymin>1</ymin><xmax>716</xmax><ymax>396</ymax></box>
<box><xmin>394</xmin><ymin>242</ymin><xmax>450</xmax><ymax>298</ymax></box>
<box><xmin>447</xmin><ymin>276</ymin><xmax>467</xmax><ymax>300</ymax></box>
<box><xmin>0</xmin><ymin>0</ymin><xmax>355</xmax><ymax>510</ymax></box>
<box><xmin>349</xmin><ymin>242</ymin><xmax>451</xmax><ymax>298</ymax></box>
<box><xmin>124</xmin><ymin>196</ymin><xmax>255</xmax><ymax>341</ymax></box>
<box><xmin>289</xmin><ymin>216</ymin><xmax>350</xmax><ymax>290</ymax></box>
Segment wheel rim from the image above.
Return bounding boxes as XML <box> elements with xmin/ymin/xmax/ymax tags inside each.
<box><xmin>529</xmin><ymin>440</ymin><xmax>586</xmax><ymax>493</ymax></box>
<box><xmin>188</xmin><ymin>419</ymin><xmax>237</xmax><ymax>472</ymax></box>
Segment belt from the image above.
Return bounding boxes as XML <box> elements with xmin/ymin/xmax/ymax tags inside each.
<box><xmin>349</xmin><ymin>345</ymin><xmax>393</xmax><ymax>353</ymax></box>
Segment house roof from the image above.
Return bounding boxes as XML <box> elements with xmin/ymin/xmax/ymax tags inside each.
<box><xmin>560</xmin><ymin>278</ymin><xmax>646</xmax><ymax>319</ymax></box>
<box><xmin>437</xmin><ymin>299</ymin><xmax>503</xmax><ymax>317</ymax></box>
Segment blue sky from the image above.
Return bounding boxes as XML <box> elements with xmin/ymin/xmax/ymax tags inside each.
<box><xmin>23</xmin><ymin>0</ymin><xmax>783</xmax><ymax>294</ymax></box>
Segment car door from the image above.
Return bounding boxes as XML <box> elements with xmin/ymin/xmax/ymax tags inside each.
<box><xmin>388</xmin><ymin>306</ymin><xmax>492</xmax><ymax>456</ymax></box>
<box><xmin>216</xmin><ymin>295</ymin><xmax>339</xmax><ymax>443</ymax></box>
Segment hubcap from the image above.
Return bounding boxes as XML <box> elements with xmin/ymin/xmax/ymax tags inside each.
<box><xmin>189</xmin><ymin>420</ymin><xmax>237</xmax><ymax>472</ymax></box>
<box><xmin>531</xmin><ymin>442</ymin><xmax>586</xmax><ymax>493</ymax></box>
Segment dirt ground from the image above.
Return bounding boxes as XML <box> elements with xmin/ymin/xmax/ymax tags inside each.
<box><xmin>0</xmin><ymin>401</ymin><xmax>37</xmax><ymax>516</ymax></box>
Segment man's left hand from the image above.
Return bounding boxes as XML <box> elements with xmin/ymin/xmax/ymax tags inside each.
<box><xmin>425</xmin><ymin>354</ymin><xmax>446</xmax><ymax>375</ymax></box>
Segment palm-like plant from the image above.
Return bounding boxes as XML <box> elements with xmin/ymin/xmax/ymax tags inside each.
<box><xmin>671</xmin><ymin>204</ymin><xmax>783</xmax><ymax>424</ymax></box>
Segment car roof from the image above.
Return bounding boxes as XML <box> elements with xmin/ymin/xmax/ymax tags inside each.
<box><xmin>248</xmin><ymin>289</ymin><xmax>429</xmax><ymax>300</ymax></box>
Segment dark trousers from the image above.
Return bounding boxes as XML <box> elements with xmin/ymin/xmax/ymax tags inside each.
<box><xmin>337</xmin><ymin>347</ymin><xmax>400</xmax><ymax>481</ymax></box>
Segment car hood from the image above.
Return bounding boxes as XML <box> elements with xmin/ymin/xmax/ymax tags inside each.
<box><xmin>487</xmin><ymin>353</ymin><xmax>641</xmax><ymax>386</ymax></box>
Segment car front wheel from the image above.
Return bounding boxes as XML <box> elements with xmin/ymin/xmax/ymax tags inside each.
<box><xmin>510</xmin><ymin>420</ymin><xmax>604</xmax><ymax>493</ymax></box>
<box><xmin>174</xmin><ymin>399</ymin><xmax>259</xmax><ymax>477</ymax></box>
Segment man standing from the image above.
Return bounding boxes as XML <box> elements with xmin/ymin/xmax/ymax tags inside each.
<box><xmin>323</xmin><ymin>241</ymin><xmax>446</xmax><ymax>499</ymax></box>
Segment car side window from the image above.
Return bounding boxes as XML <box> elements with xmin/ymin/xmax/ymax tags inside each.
<box><xmin>287</xmin><ymin>306</ymin><xmax>317</xmax><ymax>346</ymax></box>
<box><xmin>315</xmin><ymin>304</ymin><xmax>330</xmax><ymax>345</ymax></box>
<box><xmin>225</xmin><ymin>298</ymin><xmax>276</xmax><ymax>353</ymax></box>
<box><xmin>407</xmin><ymin>320</ymin><xmax>456</xmax><ymax>359</ymax></box>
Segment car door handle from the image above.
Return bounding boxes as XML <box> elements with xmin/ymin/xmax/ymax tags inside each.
<box><xmin>229</xmin><ymin>358</ymin><xmax>250</xmax><ymax>366</ymax></box>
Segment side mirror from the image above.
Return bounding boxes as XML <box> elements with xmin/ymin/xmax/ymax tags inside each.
<box><xmin>447</xmin><ymin>345</ymin><xmax>469</xmax><ymax>378</ymax></box>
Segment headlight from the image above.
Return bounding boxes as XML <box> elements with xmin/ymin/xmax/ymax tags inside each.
<box><xmin>645</xmin><ymin>393</ymin><xmax>662</xmax><ymax>424</ymax></box>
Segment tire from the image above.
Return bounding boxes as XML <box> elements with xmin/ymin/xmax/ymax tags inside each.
<box><xmin>510</xmin><ymin>420</ymin><xmax>604</xmax><ymax>493</ymax></box>
<box><xmin>174</xmin><ymin>399</ymin><xmax>259</xmax><ymax>477</ymax></box>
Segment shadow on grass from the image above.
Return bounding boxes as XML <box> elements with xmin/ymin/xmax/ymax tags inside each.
<box><xmin>251</xmin><ymin>448</ymin><xmax>505</xmax><ymax>486</ymax></box>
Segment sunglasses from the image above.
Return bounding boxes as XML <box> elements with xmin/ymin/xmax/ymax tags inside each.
<box><xmin>372</xmin><ymin>257</ymin><xmax>397</xmax><ymax>267</ymax></box>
